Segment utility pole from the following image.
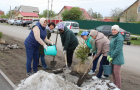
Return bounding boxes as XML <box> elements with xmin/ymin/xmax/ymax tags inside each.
<box><xmin>47</xmin><ymin>0</ymin><xmax>49</xmax><ymax>21</ymax></box>
<box><xmin>50</xmin><ymin>0</ymin><xmax>53</xmax><ymax>22</ymax></box>
<box><xmin>10</xmin><ymin>6</ymin><xmax>12</xmax><ymax>19</ymax></box>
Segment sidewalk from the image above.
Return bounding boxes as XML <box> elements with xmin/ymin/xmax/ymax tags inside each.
<box><xmin>0</xmin><ymin>70</ymin><xmax>16</xmax><ymax>90</ymax></box>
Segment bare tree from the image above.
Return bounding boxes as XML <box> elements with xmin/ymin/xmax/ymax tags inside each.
<box><xmin>110</xmin><ymin>7</ymin><xmax>124</xmax><ymax>22</ymax></box>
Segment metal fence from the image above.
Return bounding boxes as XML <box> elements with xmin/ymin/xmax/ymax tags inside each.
<box><xmin>70</xmin><ymin>20</ymin><xmax>140</xmax><ymax>35</ymax></box>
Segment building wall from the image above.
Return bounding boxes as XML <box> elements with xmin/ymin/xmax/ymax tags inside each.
<box><xmin>137</xmin><ymin>0</ymin><xmax>140</xmax><ymax>21</ymax></box>
<box><xmin>120</xmin><ymin>1</ymin><xmax>139</xmax><ymax>22</ymax></box>
<box><xmin>15</xmin><ymin>13</ymin><xmax>39</xmax><ymax>20</ymax></box>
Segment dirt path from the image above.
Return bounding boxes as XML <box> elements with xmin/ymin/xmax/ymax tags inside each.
<box><xmin>0</xmin><ymin>35</ymin><xmax>140</xmax><ymax>90</ymax></box>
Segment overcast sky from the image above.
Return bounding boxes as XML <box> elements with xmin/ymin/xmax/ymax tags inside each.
<box><xmin>0</xmin><ymin>0</ymin><xmax>137</xmax><ymax>17</ymax></box>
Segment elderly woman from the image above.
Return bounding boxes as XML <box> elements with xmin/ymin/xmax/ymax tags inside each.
<box><xmin>81</xmin><ymin>31</ymin><xmax>100</xmax><ymax>75</ymax></box>
<box><xmin>90</xmin><ymin>30</ymin><xmax>110</xmax><ymax>79</ymax></box>
<box><xmin>24</xmin><ymin>18</ymin><xmax>53</xmax><ymax>76</ymax></box>
<box><xmin>107</xmin><ymin>25</ymin><xmax>125</xmax><ymax>89</ymax></box>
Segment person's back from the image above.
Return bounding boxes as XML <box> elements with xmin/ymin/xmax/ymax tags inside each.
<box><xmin>95</xmin><ymin>32</ymin><xmax>110</xmax><ymax>56</ymax></box>
<box><xmin>60</xmin><ymin>26</ymin><xmax>78</xmax><ymax>50</ymax></box>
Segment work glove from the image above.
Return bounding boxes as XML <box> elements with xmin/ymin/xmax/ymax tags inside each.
<box><xmin>107</xmin><ymin>55</ymin><xmax>110</xmax><ymax>61</ymax></box>
<box><xmin>51</xmin><ymin>42</ymin><xmax>54</xmax><ymax>46</ymax></box>
<box><xmin>109</xmin><ymin>58</ymin><xmax>113</xmax><ymax>63</ymax></box>
<box><xmin>44</xmin><ymin>44</ymin><xmax>48</xmax><ymax>51</ymax></box>
<box><xmin>88</xmin><ymin>53</ymin><xmax>92</xmax><ymax>56</ymax></box>
<box><xmin>63</xmin><ymin>50</ymin><xmax>66</xmax><ymax>54</ymax></box>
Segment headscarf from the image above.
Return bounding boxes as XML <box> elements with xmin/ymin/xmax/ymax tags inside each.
<box><xmin>90</xmin><ymin>30</ymin><xmax>98</xmax><ymax>36</ymax></box>
<box><xmin>39</xmin><ymin>18</ymin><xmax>47</xmax><ymax>27</ymax></box>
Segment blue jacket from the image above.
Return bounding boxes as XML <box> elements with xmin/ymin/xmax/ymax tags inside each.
<box><xmin>24</xmin><ymin>22</ymin><xmax>47</xmax><ymax>50</ymax></box>
<box><xmin>108</xmin><ymin>33</ymin><xmax>125</xmax><ymax>65</ymax></box>
<box><xmin>85</xmin><ymin>36</ymin><xmax>96</xmax><ymax>53</ymax></box>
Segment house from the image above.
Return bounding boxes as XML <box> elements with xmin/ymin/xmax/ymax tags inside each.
<box><xmin>14</xmin><ymin>5</ymin><xmax>39</xmax><ymax>20</ymax></box>
<box><xmin>12</xmin><ymin>6</ymin><xmax>20</xmax><ymax>14</ymax></box>
<box><xmin>0</xmin><ymin>10</ymin><xmax>4</xmax><ymax>17</ymax></box>
<box><xmin>15</xmin><ymin>12</ymin><xmax>39</xmax><ymax>20</ymax></box>
<box><xmin>103</xmin><ymin>17</ymin><xmax>114</xmax><ymax>22</ymax></box>
<box><xmin>17</xmin><ymin>5</ymin><xmax>39</xmax><ymax>15</ymax></box>
<box><xmin>120</xmin><ymin>0</ymin><xmax>140</xmax><ymax>22</ymax></box>
<box><xmin>56</xmin><ymin>6</ymin><xmax>93</xmax><ymax>20</ymax></box>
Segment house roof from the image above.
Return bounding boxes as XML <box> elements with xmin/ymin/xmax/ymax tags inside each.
<box><xmin>120</xmin><ymin>0</ymin><xmax>138</xmax><ymax>16</ymax></box>
<box><xmin>58</xmin><ymin>6</ymin><xmax>93</xmax><ymax>19</ymax></box>
<box><xmin>12</xmin><ymin>6</ymin><xmax>20</xmax><ymax>11</ymax></box>
<box><xmin>18</xmin><ymin>5</ymin><xmax>39</xmax><ymax>13</ymax></box>
<box><xmin>0</xmin><ymin>10</ymin><xmax>4</xmax><ymax>14</ymax></box>
<box><xmin>19</xmin><ymin>12</ymin><xmax>39</xmax><ymax>17</ymax></box>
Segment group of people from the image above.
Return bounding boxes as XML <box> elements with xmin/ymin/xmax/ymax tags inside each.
<box><xmin>24</xmin><ymin>18</ymin><xmax>124</xmax><ymax>89</ymax></box>
<box><xmin>81</xmin><ymin>25</ymin><xmax>124</xmax><ymax>89</ymax></box>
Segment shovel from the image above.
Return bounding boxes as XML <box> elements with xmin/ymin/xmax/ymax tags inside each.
<box><xmin>63</xmin><ymin>53</ymin><xmax>71</xmax><ymax>74</ymax></box>
<box><xmin>52</xmin><ymin>53</ymin><xmax>71</xmax><ymax>74</ymax></box>
<box><xmin>50</xmin><ymin>31</ymin><xmax>59</xmax><ymax>67</ymax></box>
<box><xmin>77</xmin><ymin>57</ymin><xmax>95</xmax><ymax>87</ymax></box>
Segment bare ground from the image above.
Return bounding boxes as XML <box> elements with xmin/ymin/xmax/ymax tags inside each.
<box><xmin>0</xmin><ymin>35</ymin><xmax>140</xmax><ymax>90</ymax></box>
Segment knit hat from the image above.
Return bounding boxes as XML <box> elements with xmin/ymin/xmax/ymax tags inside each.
<box><xmin>111</xmin><ymin>25</ymin><xmax>120</xmax><ymax>31</ymax></box>
<box><xmin>58</xmin><ymin>23</ymin><xmax>64</xmax><ymax>29</ymax></box>
<box><xmin>39</xmin><ymin>18</ymin><xmax>47</xmax><ymax>27</ymax></box>
<box><xmin>90</xmin><ymin>30</ymin><xmax>98</xmax><ymax>36</ymax></box>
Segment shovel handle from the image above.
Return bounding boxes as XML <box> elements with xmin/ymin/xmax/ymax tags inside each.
<box><xmin>81</xmin><ymin>58</ymin><xmax>95</xmax><ymax>79</ymax></box>
<box><xmin>65</xmin><ymin>53</ymin><xmax>68</xmax><ymax>67</ymax></box>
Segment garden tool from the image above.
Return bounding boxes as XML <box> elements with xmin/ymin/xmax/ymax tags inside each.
<box><xmin>77</xmin><ymin>57</ymin><xmax>95</xmax><ymax>87</ymax></box>
<box><xmin>50</xmin><ymin>31</ymin><xmax>59</xmax><ymax>67</ymax></box>
<box><xmin>63</xmin><ymin>53</ymin><xmax>71</xmax><ymax>74</ymax></box>
<box><xmin>52</xmin><ymin>53</ymin><xmax>71</xmax><ymax>74</ymax></box>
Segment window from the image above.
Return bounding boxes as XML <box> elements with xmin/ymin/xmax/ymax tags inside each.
<box><xmin>65</xmin><ymin>23</ymin><xmax>70</xmax><ymax>26</ymax></box>
<box><xmin>103</xmin><ymin>26</ymin><xmax>111</xmax><ymax>30</ymax></box>
<box><xmin>71</xmin><ymin>23</ymin><xmax>79</xmax><ymax>27</ymax></box>
<box><xmin>137</xmin><ymin>6</ymin><xmax>140</xmax><ymax>13</ymax></box>
<box><xmin>96</xmin><ymin>26</ymin><xmax>104</xmax><ymax>31</ymax></box>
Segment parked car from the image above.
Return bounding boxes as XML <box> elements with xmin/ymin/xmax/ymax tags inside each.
<box><xmin>14</xmin><ymin>20</ymin><xmax>23</xmax><ymax>26</ymax></box>
<box><xmin>32</xmin><ymin>19</ymin><xmax>39</xmax><ymax>23</ymax></box>
<box><xmin>22</xmin><ymin>20</ymin><xmax>32</xmax><ymax>27</ymax></box>
<box><xmin>8</xmin><ymin>19</ymin><xmax>16</xmax><ymax>25</ymax></box>
<box><xmin>28</xmin><ymin>21</ymin><xmax>38</xmax><ymax>30</ymax></box>
<box><xmin>0</xmin><ymin>18</ymin><xmax>7</xmax><ymax>23</ymax></box>
<box><xmin>54</xmin><ymin>21</ymin><xmax>79</xmax><ymax>35</ymax></box>
<box><xmin>87</xmin><ymin>25</ymin><xmax>131</xmax><ymax>41</ymax></box>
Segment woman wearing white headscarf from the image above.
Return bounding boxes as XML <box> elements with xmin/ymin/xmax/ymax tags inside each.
<box><xmin>24</xmin><ymin>18</ymin><xmax>53</xmax><ymax>76</ymax></box>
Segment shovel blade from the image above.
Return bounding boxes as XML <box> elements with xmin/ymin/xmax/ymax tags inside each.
<box><xmin>50</xmin><ymin>61</ymin><xmax>57</xmax><ymax>67</ymax></box>
<box><xmin>77</xmin><ymin>74</ymin><xmax>86</xmax><ymax>87</ymax></box>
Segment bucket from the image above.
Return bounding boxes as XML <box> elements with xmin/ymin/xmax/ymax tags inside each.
<box><xmin>44</xmin><ymin>45</ymin><xmax>57</xmax><ymax>56</ymax></box>
<box><xmin>127</xmin><ymin>42</ymin><xmax>131</xmax><ymax>45</ymax></box>
<box><xmin>103</xmin><ymin>65</ymin><xmax>112</xmax><ymax>75</ymax></box>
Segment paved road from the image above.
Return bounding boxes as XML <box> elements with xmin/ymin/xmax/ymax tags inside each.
<box><xmin>0</xmin><ymin>24</ymin><xmax>140</xmax><ymax>75</ymax></box>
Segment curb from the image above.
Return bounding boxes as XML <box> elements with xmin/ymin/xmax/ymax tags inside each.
<box><xmin>0</xmin><ymin>70</ymin><xmax>16</xmax><ymax>89</ymax></box>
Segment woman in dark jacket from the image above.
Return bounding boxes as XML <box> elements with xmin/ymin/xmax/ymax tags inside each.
<box><xmin>107</xmin><ymin>25</ymin><xmax>125</xmax><ymax>89</ymax></box>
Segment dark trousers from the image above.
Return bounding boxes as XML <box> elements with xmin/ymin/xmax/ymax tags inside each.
<box><xmin>66</xmin><ymin>49</ymin><xmax>74</xmax><ymax>67</ymax></box>
<box><xmin>25</xmin><ymin>46</ymin><xmax>39</xmax><ymax>73</ymax></box>
<box><xmin>92</xmin><ymin>53</ymin><xmax>101</xmax><ymax>72</ymax></box>
<box><xmin>97</xmin><ymin>56</ymin><xmax>109</xmax><ymax>78</ymax></box>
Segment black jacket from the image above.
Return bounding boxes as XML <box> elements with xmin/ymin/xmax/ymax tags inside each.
<box><xmin>60</xmin><ymin>26</ymin><xmax>78</xmax><ymax>50</ymax></box>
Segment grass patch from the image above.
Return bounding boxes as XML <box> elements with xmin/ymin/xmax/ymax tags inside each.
<box><xmin>78</xmin><ymin>30</ymin><xmax>83</xmax><ymax>36</ymax></box>
<box><xmin>129</xmin><ymin>37</ymin><xmax>140</xmax><ymax>46</ymax></box>
<box><xmin>0</xmin><ymin>32</ymin><xmax>3</xmax><ymax>38</ymax></box>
